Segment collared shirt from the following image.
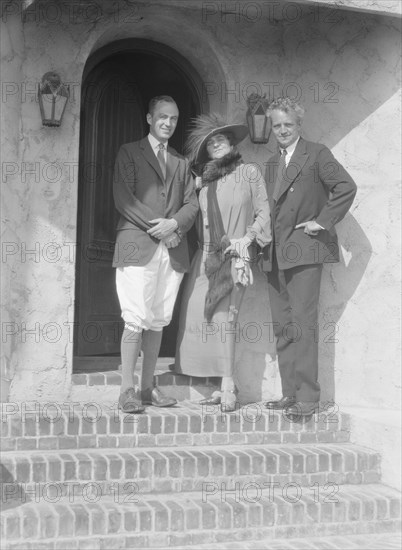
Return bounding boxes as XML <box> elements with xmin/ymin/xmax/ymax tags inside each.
<box><xmin>148</xmin><ymin>133</ymin><xmax>167</xmax><ymax>163</ymax></box>
<box><xmin>280</xmin><ymin>136</ymin><xmax>300</xmax><ymax>166</ymax></box>
<box><xmin>281</xmin><ymin>136</ymin><xmax>324</xmax><ymax>230</ymax></box>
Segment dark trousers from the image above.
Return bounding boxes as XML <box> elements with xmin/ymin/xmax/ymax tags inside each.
<box><xmin>267</xmin><ymin>252</ymin><xmax>322</xmax><ymax>402</ymax></box>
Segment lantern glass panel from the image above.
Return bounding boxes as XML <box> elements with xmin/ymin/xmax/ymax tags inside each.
<box><xmin>54</xmin><ymin>95</ymin><xmax>67</xmax><ymax>121</ymax></box>
<box><xmin>42</xmin><ymin>94</ymin><xmax>54</xmax><ymax>120</ymax></box>
<box><xmin>253</xmin><ymin>114</ymin><xmax>267</xmax><ymax>140</ymax></box>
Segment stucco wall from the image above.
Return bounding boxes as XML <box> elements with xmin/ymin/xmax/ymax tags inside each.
<box><xmin>300</xmin><ymin>0</ymin><xmax>402</xmax><ymax>16</ymax></box>
<box><xmin>1</xmin><ymin>0</ymin><xmax>400</xmax><ymax>409</ymax></box>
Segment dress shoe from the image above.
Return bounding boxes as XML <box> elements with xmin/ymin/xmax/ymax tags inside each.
<box><xmin>141</xmin><ymin>386</ymin><xmax>177</xmax><ymax>408</ymax></box>
<box><xmin>264</xmin><ymin>396</ymin><xmax>296</xmax><ymax>410</ymax></box>
<box><xmin>286</xmin><ymin>401</ymin><xmax>319</xmax><ymax>416</ymax></box>
<box><xmin>199</xmin><ymin>391</ymin><xmax>221</xmax><ymax>405</ymax></box>
<box><xmin>118</xmin><ymin>388</ymin><xmax>145</xmax><ymax>414</ymax></box>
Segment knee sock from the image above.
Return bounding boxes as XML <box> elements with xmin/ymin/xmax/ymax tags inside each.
<box><xmin>140</xmin><ymin>329</ymin><xmax>163</xmax><ymax>391</ymax></box>
<box><xmin>120</xmin><ymin>328</ymin><xmax>142</xmax><ymax>393</ymax></box>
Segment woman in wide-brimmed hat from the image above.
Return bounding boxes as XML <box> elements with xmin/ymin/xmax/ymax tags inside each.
<box><xmin>174</xmin><ymin>113</ymin><xmax>274</xmax><ymax>411</ymax></box>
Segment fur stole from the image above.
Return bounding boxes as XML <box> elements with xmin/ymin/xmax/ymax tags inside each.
<box><xmin>202</xmin><ymin>151</ymin><xmax>242</xmax><ymax>322</ymax></box>
<box><xmin>201</xmin><ymin>151</ymin><xmax>242</xmax><ymax>186</ymax></box>
<box><xmin>204</xmin><ymin>233</ymin><xmax>233</xmax><ymax>322</ymax></box>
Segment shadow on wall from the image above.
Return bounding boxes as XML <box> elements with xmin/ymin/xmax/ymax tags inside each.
<box><xmin>318</xmin><ymin>212</ymin><xmax>373</xmax><ymax>403</ymax></box>
<box><xmin>232</xmin><ymin>212</ymin><xmax>373</xmax><ymax>405</ymax></box>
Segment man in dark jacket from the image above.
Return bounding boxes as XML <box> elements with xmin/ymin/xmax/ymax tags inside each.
<box><xmin>113</xmin><ymin>95</ymin><xmax>198</xmax><ymax>413</ymax></box>
<box><xmin>263</xmin><ymin>97</ymin><xmax>357</xmax><ymax>416</ymax></box>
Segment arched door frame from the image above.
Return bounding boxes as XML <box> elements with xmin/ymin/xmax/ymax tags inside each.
<box><xmin>74</xmin><ymin>39</ymin><xmax>207</xmax><ymax>369</ymax></box>
<box><xmin>82</xmin><ymin>38</ymin><xmax>208</xmax><ymax>115</ymax></box>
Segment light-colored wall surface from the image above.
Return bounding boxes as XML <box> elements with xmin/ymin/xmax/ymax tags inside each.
<box><xmin>344</xmin><ymin>407</ymin><xmax>402</xmax><ymax>491</ymax></box>
<box><xmin>1</xmin><ymin>1</ymin><xmax>401</xmax><ymax>412</ymax></box>
<box><xmin>299</xmin><ymin>0</ymin><xmax>402</xmax><ymax>16</ymax></box>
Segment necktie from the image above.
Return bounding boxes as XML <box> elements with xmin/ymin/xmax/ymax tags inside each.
<box><xmin>157</xmin><ymin>143</ymin><xmax>166</xmax><ymax>180</ymax></box>
<box><xmin>273</xmin><ymin>148</ymin><xmax>287</xmax><ymax>202</ymax></box>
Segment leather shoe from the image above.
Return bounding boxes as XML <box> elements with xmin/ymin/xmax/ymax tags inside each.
<box><xmin>199</xmin><ymin>391</ymin><xmax>221</xmax><ymax>405</ymax></box>
<box><xmin>118</xmin><ymin>388</ymin><xmax>145</xmax><ymax>414</ymax></box>
<box><xmin>141</xmin><ymin>386</ymin><xmax>177</xmax><ymax>408</ymax></box>
<box><xmin>286</xmin><ymin>401</ymin><xmax>319</xmax><ymax>416</ymax></box>
<box><xmin>264</xmin><ymin>396</ymin><xmax>296</xmax><ymax>410</ymax></box>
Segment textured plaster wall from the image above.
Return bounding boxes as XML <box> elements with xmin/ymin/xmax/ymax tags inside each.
<box><xmin>1</xmin><ymin>10</ymin><xmax>81</xmax><ymax>401</ymax></box>
<box><xmin>299</xmin><ymin>0</ymin><xmax>402</xmax><ymax>16</ymax></box>
<box><xmin>1</xmin><ymin>11</ymin><xmax>25</xmax><ymax>401</ymax></box>
<box><xmin>197</xmin><ymin>4</ymin><xmax>401</xmax><ymax>408</ymax></box>
<box><xmin>1</xmin><ymin>2</ymin><xmax>231</xmax><ymax>402</ymax></box>
<box><xmin>279</xmin><ymin>10</ymin><xmax>402</xmax><ymax>408</ymax></box>
<box><xmin>1</xmin><ymin>1</ymin><xmax>400</xmax><ymax>409</ymax></box>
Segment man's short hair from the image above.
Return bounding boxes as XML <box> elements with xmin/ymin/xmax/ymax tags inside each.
<box><xmin>148</xmin><ymin>95</ymin><xmax>177</xmax><ymax>115</ymax></box>
<box><xmin>267</xmin><ymin>97</ymin><xmax>305</xmax><ymax>123</ymax></box>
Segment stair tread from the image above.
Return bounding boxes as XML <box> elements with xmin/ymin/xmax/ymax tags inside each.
<box><xmin>71</xmin><ymin>365</ymin><xmax>221</xmax><ymax>388</ymax></box>
<box><xmin>1</xmin><ymin>442</ymin><xmax>381</xmax><ymax>488</ymax></box>
<box><xmin>0</xmin><ymin>400</ymin><xmax>346</xmax><ymax>414</ymax></box>
<box><xmin>173</xmin><ymin>532</ymin><xmax>402</xmax><ymax>549</ymax></box>
<box><xmin>0</xmin><ymin>442</ymin><xmax>380</xmax><ymax>458</ymax></box>
<box><xmin>2</xmin><ymin>483</ymin><xmax>400</xmax><ymax>545</ymax></box>
<box><xmin>3</xmin><ymin>483</ymin><xmax>400</xmax><ymax>512</ymax></box>
<box><xmin>0</xmin><ymin>399</ymin><xmax>348</xmax><ymax>424</ymax></box>
<box><xmin>4</xmin><ymin>530</ymin><xmax>402</xmax><ymax>550</ymax></box>
<box><xmin>1</xmin><ymin>399</ymin><xmax>351</xmax><ymax>453</ymax></box>
<box><xmin>1</xmin><ymin>442</ymin><xmax>382</xmax><ymax>499</ymax></box>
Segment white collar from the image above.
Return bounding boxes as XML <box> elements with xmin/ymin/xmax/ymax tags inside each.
<box><xmin>280</xmin><ymin>136</ymin><xmax>300</xmax><ymax>157</ymax></box>
<box><xmin>148</xmin><ymin>133</ymin><xmax>167</xmax><ymax>151</ymax></box>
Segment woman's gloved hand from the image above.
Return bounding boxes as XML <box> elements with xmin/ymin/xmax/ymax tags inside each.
<box><xmin>234</xmin><ymin>257</ymin><xmax>254</xmax><ymax>286</ymax></box>
<box><xmin>224</xmin><ymin>235</ymin><xmax>252</xmax><ymax>262</ymax></box>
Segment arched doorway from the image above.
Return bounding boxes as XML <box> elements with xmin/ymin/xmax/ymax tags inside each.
<box><xmin>74</xmin><ymin>40</ymin><xmax>204</xmax><ymax>371</ymax></box>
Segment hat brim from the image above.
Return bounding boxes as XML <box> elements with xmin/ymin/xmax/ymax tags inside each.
<box><xmin>194</xmin><ymin>124</ymin><xmax>249</xmax><ymax>165</ymax></box>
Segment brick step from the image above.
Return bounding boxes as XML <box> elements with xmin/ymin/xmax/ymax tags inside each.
<box><xmin>9</xmin><ymin>532</ymin><xmax>402</xmax><ymax>550</ymax></box>
<box><xmin>173</xmin><ymin>532</ymin><xmax>402</xmax><ymax>550</ymax></box>
<box><xmin>6</xmin><ymin>533</ymin><xmax>402</xmax><ymax>550</ymax></box>
<box><xmin>1</xmin><ymin>484</ymin><xmax>400</xmax><ymax>547</ymax></box>
<box><xmin>0</xmin><ymin>444</ymin><xmax>381</xmax><ymax>502</ymax></box>
<box><xmin>1</xmin><ymin>401</ymin><xmax>350</xmax><ymax>452</ymax></box>
<box><xmin>4</xmin><ymin>530</ymin><xmax>402</xmax><ymax>550</ymax></box>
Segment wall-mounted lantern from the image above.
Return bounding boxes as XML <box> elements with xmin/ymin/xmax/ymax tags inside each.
<box><xmin>38</xmin><ymin>72</ymin><xmax>69</xmax><ymax>127</ymax></box>
<box><xmin>246</xmin><ymin>93</ymin><xmax>271</xmax><ymax>144</ymax></box>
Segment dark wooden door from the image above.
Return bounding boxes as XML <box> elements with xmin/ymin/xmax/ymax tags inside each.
<box><xmin>75</xmin><ymin>61</ymin><xmax>145</xmax><ymax>356</ymax></box>
<box><xmin>74</xmin><ymin>50</ymin><xmax>200</xmax><ymax>366</ymax></box>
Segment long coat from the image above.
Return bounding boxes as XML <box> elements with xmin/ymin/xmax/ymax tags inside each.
<box><xmin>262</xmin><ymin>137</ymin><xmax>357</xmax><ymax>271</ymax></box>
<box><xmin>112</xmin><ymin>137</ymin><xmax>198</xmax><ymax>272</ymax></box>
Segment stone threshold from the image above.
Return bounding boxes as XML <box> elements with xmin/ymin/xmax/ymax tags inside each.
<box><xmin>72</xmin><ymin>368</ymin><xmax>221</xmax><ymax>388</ymax></box>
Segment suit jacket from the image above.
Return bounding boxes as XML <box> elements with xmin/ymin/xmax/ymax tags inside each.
<box><xmin>262</xmin><ymin>138</ymin><xmax>357</xmax><ymax>271</ymax></box>
<box><xmin>113</xmin><ymin>137</ymin><xmax>198</xmax><ymax>272</ymax></box>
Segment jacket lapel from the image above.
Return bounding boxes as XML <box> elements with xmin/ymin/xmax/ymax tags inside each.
<box><xmin>277</xmin><ymin>138</ymin><xmax>309</xmax><ymax>201</ymax></box>
<box><xmin>139</xmin><ymin>137</ymin><xmax>165</xmax><ymax>182</ymax></box>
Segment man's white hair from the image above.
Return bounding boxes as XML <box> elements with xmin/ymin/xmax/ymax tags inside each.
<box><xmin>267</xmin><ymin>97</ymin><xmax>305</xmax><ymax>123</ymax></box>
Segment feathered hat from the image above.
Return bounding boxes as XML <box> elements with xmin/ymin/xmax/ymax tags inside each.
<box><xmin>186</xmin><ymin>113</ymin><xmax>249</xmax><ymax>165</ymax></box>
